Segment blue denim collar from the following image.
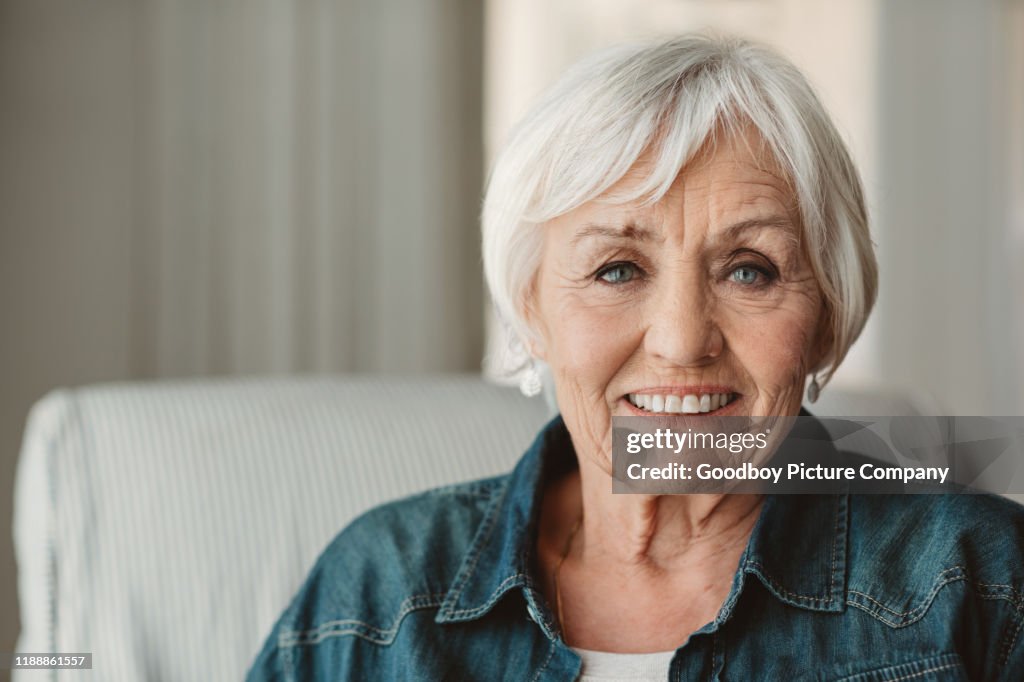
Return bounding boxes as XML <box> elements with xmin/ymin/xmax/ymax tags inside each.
<box><xmin>436</xmin><ymin>412</ymin><xmax>850</xmax><ymax>630</ymax></box>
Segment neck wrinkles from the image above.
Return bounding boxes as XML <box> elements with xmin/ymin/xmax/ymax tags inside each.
<box><xmin>573</xmin><ymin>457</ymin><xmax>765</xmax><ymax>571</ymax></box>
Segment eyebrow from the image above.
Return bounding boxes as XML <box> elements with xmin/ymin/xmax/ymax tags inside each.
<box><xmin>569</xmin><ymin>215</ymin><xmax>797</xmax><ymax>247</ymax></box>
<box><xmin>569</xmin><ymin>222</ymin><xmax>660</xmax><ymax>247</ymax></box>
<box><xmin>721</xmin><ymin>215</ymin><xmax>796</xmax><ymax>236</ymax></box>
<box><xmin>715</xmin><ymin>215</ymin><xmax>799</xmax><ymax>244</ymax></box>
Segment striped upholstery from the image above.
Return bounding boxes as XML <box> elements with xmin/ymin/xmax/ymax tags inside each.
<box><xmin>13</xmin><ymin>374</ymin><xmax>552</xmax><ymax>681</ymax></box>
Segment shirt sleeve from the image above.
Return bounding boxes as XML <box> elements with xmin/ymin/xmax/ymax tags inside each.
<box><xmin>245</xmin><ymin>619</ymin><xmax>291</xmax><ymax>682</ymax></box>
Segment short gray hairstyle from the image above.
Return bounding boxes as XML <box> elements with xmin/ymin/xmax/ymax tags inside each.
<box><xmin>482</xmin><ymin>34</ymin><xmax>877</xmax><ymax>389</ymax></box>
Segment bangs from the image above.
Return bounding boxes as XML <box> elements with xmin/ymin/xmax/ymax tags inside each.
<box><xmin>521</xmin><ymin>47</ymin><xmax>810</xmax><ymax>226</ymax></box>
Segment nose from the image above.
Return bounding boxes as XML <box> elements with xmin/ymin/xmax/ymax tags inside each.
<box><xmin>643</xmin><ymin>276</ymin><xmax>724</xmax><ymax>368</ymax></box>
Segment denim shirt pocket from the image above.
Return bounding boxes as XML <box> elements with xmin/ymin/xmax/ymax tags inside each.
<box><xmin>832</xmin><ymin>652</ymin><xmax>967</xmax><ymax>681</ymax></box>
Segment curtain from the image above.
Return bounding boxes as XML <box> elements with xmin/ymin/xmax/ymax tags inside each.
<box><xmin>0</xmin><ymin>2</ymin><xmax>483</xmax><ymax>651</ymax></box>
<box><xmin>129</xmin><ymin>0</ymin><xmax>485</xmax><ymax>376</ymax></box>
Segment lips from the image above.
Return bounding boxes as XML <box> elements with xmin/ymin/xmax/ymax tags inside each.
<box><xmin>626</xmin><ymin>391</ymin><xmax>737</xmax><ymax>414</ymax></box>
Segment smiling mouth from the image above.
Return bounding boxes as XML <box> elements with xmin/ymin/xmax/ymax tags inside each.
<box><xmin>626</xmin><ymin>391</ymin><xmax>738</xmax><ymax>415</ymax></box>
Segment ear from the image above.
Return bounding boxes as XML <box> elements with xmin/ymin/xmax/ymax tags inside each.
<box><xmin>518</xmin><ymin>274</ymin><xmax>548</xmax><ymax>362</ymax></box>
<box><xmin>807</xmin><ymin>305</ymin><xmax>834</xmax><ymax>373</ymax></box>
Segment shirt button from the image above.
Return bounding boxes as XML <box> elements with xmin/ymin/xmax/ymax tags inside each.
<box><xmin>526</xmin><ymin>604</ymin><xmax>541</xmax><ymax>623</ymax></box>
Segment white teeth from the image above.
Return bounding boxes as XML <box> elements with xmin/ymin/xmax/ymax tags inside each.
<box><xmin>630</xmin><ymin>391</ymin><xmax>734</xmax><ymax>414</ymax></box>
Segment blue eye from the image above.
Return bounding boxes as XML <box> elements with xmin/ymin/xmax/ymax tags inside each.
<box><xmin>730</xmin><ymin>266</ymin><xmax>761</xmax><ymax>286</ymax></box>
<box><xmin>597</xmin><ymin>262</ymin><xmax>640</xmax><ymax>284</ymax></box>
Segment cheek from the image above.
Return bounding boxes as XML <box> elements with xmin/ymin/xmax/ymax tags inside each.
<box><xmin>545</xmin><ymin>293</ymin><xmax>641</xmax><ymax>391</ymax></box>
<box><xmin>540</xmin><ymin>292</ymin><xmax>643</xmax><ymax>465</ymax></box>
<box><xmin>720</xmin><ymin>296</ymin><xmax>821</xmax><ymax>391</ymax></box>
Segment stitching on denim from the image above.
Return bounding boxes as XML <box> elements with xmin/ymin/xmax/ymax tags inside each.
<box><xmin>979</xmin><ymin>594</ymin><xmax>1024</xmax><ymax>610</ymax></box>
<box><xmin>711</xmin><ymin>632</ymin><xmax>720</xmax><ymax>681</ymax></box>
<box><xmin>835</xmin><ymin>654</ymin><xmax>962</xmax><ymax>682</ymax></box>
<box><xmin>881</xmin><ymin>661</ymin><xmax>960</xmax><ymax>682</ymax></box>
<box><xmin>998</xmin><ymin>607</ymin><xmax>1023</xmax><ymax>668</ymax></box>
<box><xmin>976</xmin><ymin>581</ymin><xmax>1024</xmax><ymax>610</ymax></box>
<box><xmin>522</xmin><ymin>584</ymin><xmax>562</xmax><ymax>642</ymax></box>
<box><xmin>744</xmin><ymin>496</ymin><xmax>848</xmax><ymax>610</ymax></box>
<box><xmin>283</xmin><ymin>639</ymin><xmax>294</xmax><ymax>681</ymax></box>
<box><xmin>848</xmin><ymin>570</ymin><xmax>1024</xmax><ymax>633</ymax></box>
<box><xmin>848</xmin><ymin>566</ymin><xmax>966</xmax><ymax>615</ymax></box>
<box><xmin>428</xmin><ymin>480</ymin><xmax>501</xmax><ymax>500</ymax></box>
<box><xmin>279</xmin><ymin>593</ymin><xmax>445</xmax><ymax>645</ymax></box>
<box><xmin>529</xmin><ymin>640</ymin><xmax>555</xmax><ymax>682</ymax></box>
<box><xmin>445</xmin><ymin>572</ymin><xmax>528</xmax><ymax>618</ymax></box>
<box><xmin>717</xmin><ymin>560</ymin><xmax>753</xmax><ymax>623</ymax></box>
<box><xmin>745</xmin><ymin>561</ymin><xmax>833</xmax><ymax>604</ymax></box>
<box><xmin>978</xmin><ymin>591</ymin><xmax>1024</xmax><ymax>614</ymax></box>
<box><xmin>829</xmin><ymin>496</ymin><xmax>841</xmax><ymax>598</ymax></box>
<box><xmin>846</xmin><ymin>567</ymin><xmax>967</xmax><ymax>627</ymax></box>
<box><xmin>277</xmin><ymin>593</ymin><xmax>447</xmax><ymax>647</ymax></box>
<box><xmin>977</xmin><ymin>580</ymin><xmax>1024</xmax><ymax>668</ymax></box>
<box><xmin>440</xmin><ymin>479</ymin><xmax>510</xmax><ymax>615</ymax></box>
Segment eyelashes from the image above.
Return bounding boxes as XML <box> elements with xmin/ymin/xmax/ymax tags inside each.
<box><xmin>595</xmin><ymin>261</ymin><xmax>643</xmax><ymax>285</ymax></box>
<box><xmin>727</xmin><ymin>264</ymin><xmax>774</xmax><ymax>288</ymax></box>
<box><xmin>724</xmin><ymin>249</ymin><xmax>780</xmax><ymax>290</ymax></box>
<box><xmin>592</xmin><ymin>252</ymin><xmax>780</xmax><ymax>292</ymax></box>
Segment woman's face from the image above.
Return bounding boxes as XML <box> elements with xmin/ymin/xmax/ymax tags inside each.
<box><xmin>526</xmin><ymin>127</ymin><xmax>826</xmax><ymax>468</ymax></box>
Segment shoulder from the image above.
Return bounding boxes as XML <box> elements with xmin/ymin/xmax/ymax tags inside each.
<box><xmin>848</xmin><ymin>493</ymin><xmax>1024</xmax><ymax>569</ymax></box>
<box><xmin>846</xmin><ymin>494</ymin><xmax>1024</xmax><ymax>625</ymax></box>
<box><xmin>294</xmin><ymin>474</ymin><xmax>508</xmax><ymax>632</ymax></box>
<box><xmin>246</xmin><ymin>474</ymin><xmax>509</xmax><ymax>680</ymax></box>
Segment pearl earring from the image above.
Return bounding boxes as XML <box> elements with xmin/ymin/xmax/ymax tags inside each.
<box><xmin>519</xmin><ymin>362</ymin><xmax>542</xmax><ymax>397</ymax></box>
<box><xmin>806</xmin><ymin>375</ymin><xmax>820</xmax><ymax>404</ymax></box>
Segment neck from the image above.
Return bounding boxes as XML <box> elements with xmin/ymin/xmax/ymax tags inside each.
<box><xmin>562</xmin><ymin>457</ymin><xmax>764</xmax><ymax>572</ymax></box>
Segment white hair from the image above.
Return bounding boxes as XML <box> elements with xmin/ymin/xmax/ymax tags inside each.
<box><xmin>482</xmin><ymin>34</ymin><xmax>877</xmax><ymax>389</ymax></box>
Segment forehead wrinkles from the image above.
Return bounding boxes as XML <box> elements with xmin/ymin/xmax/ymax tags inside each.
<box><xmin>584</xmin><ymin>130</ymin><xmax>799</xmax><ymax>242</ymax></box>
<box><xmin>680</xmin><ymin>153</ymin><xmax>793</xmax><ymax>199</ymax></box>
<box><xmin>706</xmin><ymin>180</ymin><xmax>798</xmax><ymax>229</ymax></box>
<box><xmin>650</xmin><ymin>170</ymin><xmax>796</xmax><ymax>248</ymax></box>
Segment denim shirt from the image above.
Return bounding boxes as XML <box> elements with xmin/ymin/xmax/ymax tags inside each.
<box><xmin>247</xmin><ymin>414</ymin><xmax>1024</xmax><ymax>681</ymax></box>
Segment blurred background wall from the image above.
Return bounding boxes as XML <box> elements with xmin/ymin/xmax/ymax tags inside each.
<box><xmin>0</xmin><ymin>0</ymin><xmax>486</xmax><ymax>659</ymax></box>
<box><xmin>1</xmin><ymin>0</ymin><xmax>1021</xmax><ymax>659</ymax></box>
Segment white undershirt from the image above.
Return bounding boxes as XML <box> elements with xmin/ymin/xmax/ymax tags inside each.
<box><xmin>571</xmin><ymin>647</ymin><xmax>676</xmax><ymax>681</ymax></box>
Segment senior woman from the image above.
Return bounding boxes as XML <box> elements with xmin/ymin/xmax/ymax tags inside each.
<box><xmin>248</xmin><ymin>35</ymin><xmax>1024</xmax><ymax>680</ymax></box>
